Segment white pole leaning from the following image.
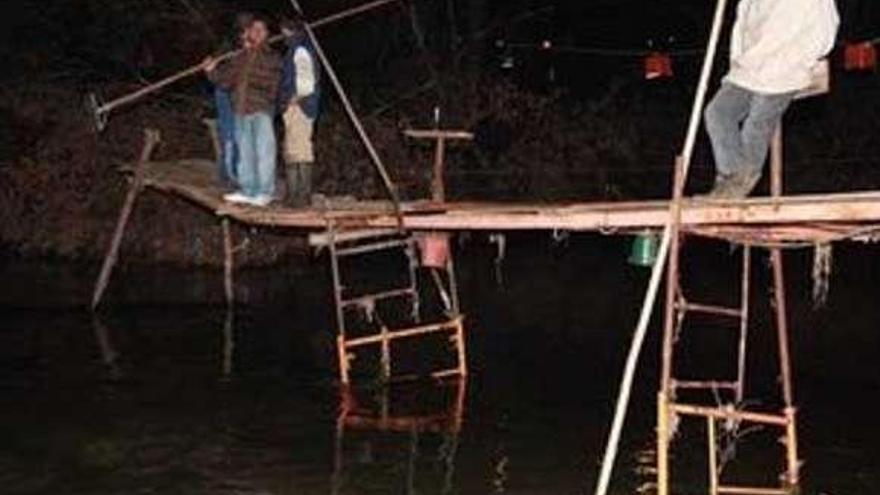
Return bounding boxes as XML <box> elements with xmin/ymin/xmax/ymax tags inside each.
<box><xmin>591</xmin><ymin>0</ymin><xmax>730</xmax><ymax>494</ymax></box>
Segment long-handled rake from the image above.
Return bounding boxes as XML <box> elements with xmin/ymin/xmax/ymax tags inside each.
<box><xmin>84</xmin><ymin>0</ymin><xmax>401</xmax><ymax>133</ymax></box>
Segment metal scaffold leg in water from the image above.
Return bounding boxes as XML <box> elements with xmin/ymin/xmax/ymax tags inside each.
<box><xmin>656</xmin><ymin>129</ymin><xmax>801</xmax><ymax>494</ymax></box>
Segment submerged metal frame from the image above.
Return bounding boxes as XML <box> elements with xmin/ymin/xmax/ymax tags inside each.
<box><xmin>331</xmin><ymin>379</ymin><xmax>467</xmax><ymax>495</ymax></box>
<box><xmin>322</xmin><ymin>223</ymin><xmax>467</xmax><ymax>385</ymax></box>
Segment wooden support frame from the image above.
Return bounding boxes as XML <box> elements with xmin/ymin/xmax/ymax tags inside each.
<box><xmin>91</xmin><ymin>128</ymin><xmax>161</xmax><ymax>309</ymax></box>
<box><xmin>403</xmin><ymin>128</ymin><xmax>474</xmax><ymax>202</ymax></box>
<box><xmin>655</xmin><ymin>123</ymin><xmax>801</xmax><ymax>495</ymax></box>
<box><xmin>131</xmin><ymin>158</ymin><xmax>880</xmax><ymax>236</ymax></box>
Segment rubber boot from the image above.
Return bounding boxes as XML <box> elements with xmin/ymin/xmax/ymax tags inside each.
<box><xmin>299</xmin><ymin>162</ymin><xmax>313</xmax><ymax>206</ymax></box>
<box><xmin>285</xmin><ymin>163</ymin><xmax>301</xmax><ymax>208</ymax></box>
<box><xmin>286</xmin><ymin>162</ymin><xmax>313</xmax><ymax>208</ymax></box>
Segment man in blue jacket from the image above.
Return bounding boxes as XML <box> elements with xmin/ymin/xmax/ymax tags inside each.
<box><xmin>213</xmin><ymin>12</ymin><xmax>254</xmax><ymax>186</ymax></box>
<box><xmin>278</xmin><ymin>17</ymin><xmax>321</xmax><ymax>207</ymax></box>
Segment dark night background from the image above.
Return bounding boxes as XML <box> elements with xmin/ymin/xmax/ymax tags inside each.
<box><xmin>1</xmin><ymin>1</ymin><xmax>880</xmax><ymax>494</ymax></box>
<box><xmin>1</xmin><ymin>0</ymin><xmax>880</xmax><ymax>262</ymax></box>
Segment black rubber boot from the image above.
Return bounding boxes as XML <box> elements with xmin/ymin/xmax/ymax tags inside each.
<box><xmin>299</xmin><ymin>162</ymin><xmax>313</xmax><ymax>206</ymax></box>
<box><xmin>286</xmin><ymin>162</ymin><xmax>313</xmax><ymax>208</ymax></box>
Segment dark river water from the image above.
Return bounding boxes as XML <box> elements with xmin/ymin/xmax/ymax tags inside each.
<box><xmin>1</xmin><ymin>235</ymin><xmax>879</xmax><ymax>494</ymax></box>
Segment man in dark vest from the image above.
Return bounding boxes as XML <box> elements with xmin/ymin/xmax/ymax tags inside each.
<box><xmin>205</xmin><ymin>16</ymin><xmax>282</xmax><ymax>207</ymax></box>
<box><xmin>278</xmin><ymin>17</ymin><xmax>321</xmax><ymax>208</ymax></box>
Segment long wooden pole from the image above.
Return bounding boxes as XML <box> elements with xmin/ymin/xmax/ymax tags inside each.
<box><xmin>222</xmin><ymin>218</ymin><xmax>234</xmax><ymax>306</ymax></box>
<box><xmin>92</xmin><ymin>0</ymin><xmax>402</xmax><ymax>124</ymax></box>
<box><xmin>769</xmin><ymin>124</ymin><xmax>800</xmax><ymax>488</ymax></box>
<box><xmin>91</xmin><ymin>128</ymin><xmax>161</xmax><ymax>309</ymax></box>
<box><xmin>288</xmin><ymin>0</ymin><xmax>405</xmax><ymax>227</ymax></box>
<box><xmin>592</xmin><ymin>0</ymin><xmax>730</xmax><ymax>493</ymax></box>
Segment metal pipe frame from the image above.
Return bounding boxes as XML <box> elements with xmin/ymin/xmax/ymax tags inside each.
<box><xmin>656</xmin><ymin>123</ymin><xmax>801</xmax><ymax>494</ymax></box>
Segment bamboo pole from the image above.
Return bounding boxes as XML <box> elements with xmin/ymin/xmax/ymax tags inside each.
<box><xmin>592</xmin><ymin>0</ymin><xmax>730</xmax><ymax>492</ymax></box>
<box><xmin>91</xmin><ymin>129</ymin><xmax>161</xmax><ymax>309</ymax></box>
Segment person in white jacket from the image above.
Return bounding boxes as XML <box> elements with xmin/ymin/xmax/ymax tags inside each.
<box><xmin>703</xmin><ymin>0</ymin><xmax>839</xmax><ymax>198</ymax></box>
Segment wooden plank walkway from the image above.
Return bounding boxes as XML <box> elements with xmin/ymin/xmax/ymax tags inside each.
<box><xmin>137</xmin><ymin>159</ymin><xmax>880</xmax><ymax>242</ymax></box>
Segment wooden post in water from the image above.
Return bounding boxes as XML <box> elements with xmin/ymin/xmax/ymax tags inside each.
<box><xmin>769</xmin><ymin>123</ymin><xmax>801</xmax><ymax>489</ymax></box>
<box><xmin>91</xmin><ymin>128</ymin><xmax>161</xmax><ymax>309</ymax></box>
<box><xmin>222</xmin><ymin>218</ymin><xmax>234</xmax><ymax>307</ymax></box>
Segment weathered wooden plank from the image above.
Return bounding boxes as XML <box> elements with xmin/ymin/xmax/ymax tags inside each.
<box><xmin>132</xmin><ymin>159</ymin><xmax>880</xmax><ymax>240</ymax></box>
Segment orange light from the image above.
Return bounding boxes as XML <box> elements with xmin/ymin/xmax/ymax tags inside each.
<box><xmin>844</xmin><ymin>41</ymin><xmax>876</xmax><ymax>71</ymax></box>
<box><xmin>644</xmin><ymin>52</ymin><xmax>674</xmax><ymax>80</ymax></box>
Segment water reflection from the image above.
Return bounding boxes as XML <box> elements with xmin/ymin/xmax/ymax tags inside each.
<box><xmin>221</xmin><ymin>307</ymin><xmax>235</xmax><ymax>379</ymax></box>
<box><xmin>91</xmin><ymin>308</ymin><xmax>238</xmax><ymax>381</ymax></box>
<box><xmin>333</xmin><ymin>380</ymin><xmax>466</xmax><ymax>495</ymax></box>
<box><xmin>90</xmin><ymin>315</ymin><xmax>122</xmax><ymax>380</ymax></box>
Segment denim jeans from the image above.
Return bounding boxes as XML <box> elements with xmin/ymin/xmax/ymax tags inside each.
<box><xmin>234</xmin><ymin>112</ymin><xmax>277</xmax><ymax>198</ymax></box>
<box><xmin>214</xmin><ymin>87</ymin><xmax>238</xmax><ymax>184</ymax></box>
<box><xmin>704</xmin><ymin>82</ymin><xmax>795</xmax><ymax>179</ymax></box>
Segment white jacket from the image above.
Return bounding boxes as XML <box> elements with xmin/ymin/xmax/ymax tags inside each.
<box><xmin>725</xmin><ymin>0</ymin><xmax>840</xmax><ymax>94</ymax></box>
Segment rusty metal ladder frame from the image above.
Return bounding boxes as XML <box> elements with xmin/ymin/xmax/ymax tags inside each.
<box><xmin>322</xmin><ymin>222</ymin><xmax>467</xmax><ymax>385</ymax></box>
<box><xmin>657</xmin><ymin>131</ymin><xmax>801</xmax><ymax>495</ymax></box>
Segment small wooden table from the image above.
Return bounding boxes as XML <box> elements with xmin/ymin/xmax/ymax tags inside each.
<box><xmin>403</xmin><ymin>129</ymin><xmax>474</xmax><ymax>201</ymax></box>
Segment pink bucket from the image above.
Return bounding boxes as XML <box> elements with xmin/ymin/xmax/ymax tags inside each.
<box><xmin>419</xmin><ymin>233</ymin><xmax>450</xmax><ymax>268</ymax></box>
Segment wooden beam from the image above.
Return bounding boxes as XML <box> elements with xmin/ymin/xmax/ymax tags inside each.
<box><xmin>130</xmin><ymin>159</ymin><xmax>880</xmax><ymax>240</ymax></box>
<box><xmin>91</xmin><ymin>129</ymin><xmax>161</xmax><ymax>309</ymax></box>
<box><xmin>404</xmin><ymin>129</ymin><xmax>474</xmax><ymax>140</ymax></box>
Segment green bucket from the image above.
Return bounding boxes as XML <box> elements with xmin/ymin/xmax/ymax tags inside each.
<box><xmin>628</xmin><ymin>231</ymin><xmax>659</xmax><ymax>267</ymax></box>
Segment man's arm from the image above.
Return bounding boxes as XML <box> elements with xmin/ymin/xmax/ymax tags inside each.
<box><xmin>205</xmin><ymin>55</ymin><xmax>239</xmax><ymax>89</ymax></box>
<box><xmin>803</xmin><ymin>0</ymin><xmax>839</xmax><ymax>61</ymax></box>
<box><xmin>728</xmin><ymin>0</ymin><xmax>747</xmax><ymax>62</ymax></box>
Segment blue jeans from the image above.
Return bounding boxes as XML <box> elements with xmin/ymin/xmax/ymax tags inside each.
<box><xmin>234</xmin><ymin>112</ymin><xmax>277</xmax><ymax>198</ymax></box>
<box><xmin>704</xmin><ymin>83</ymin><xmax>795</xmax><ymax>179</ymax></box>
<box><xmin>214</xmin><ymin>87</ymin><xmax>238</xmax><ymax>183</ymax></box>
